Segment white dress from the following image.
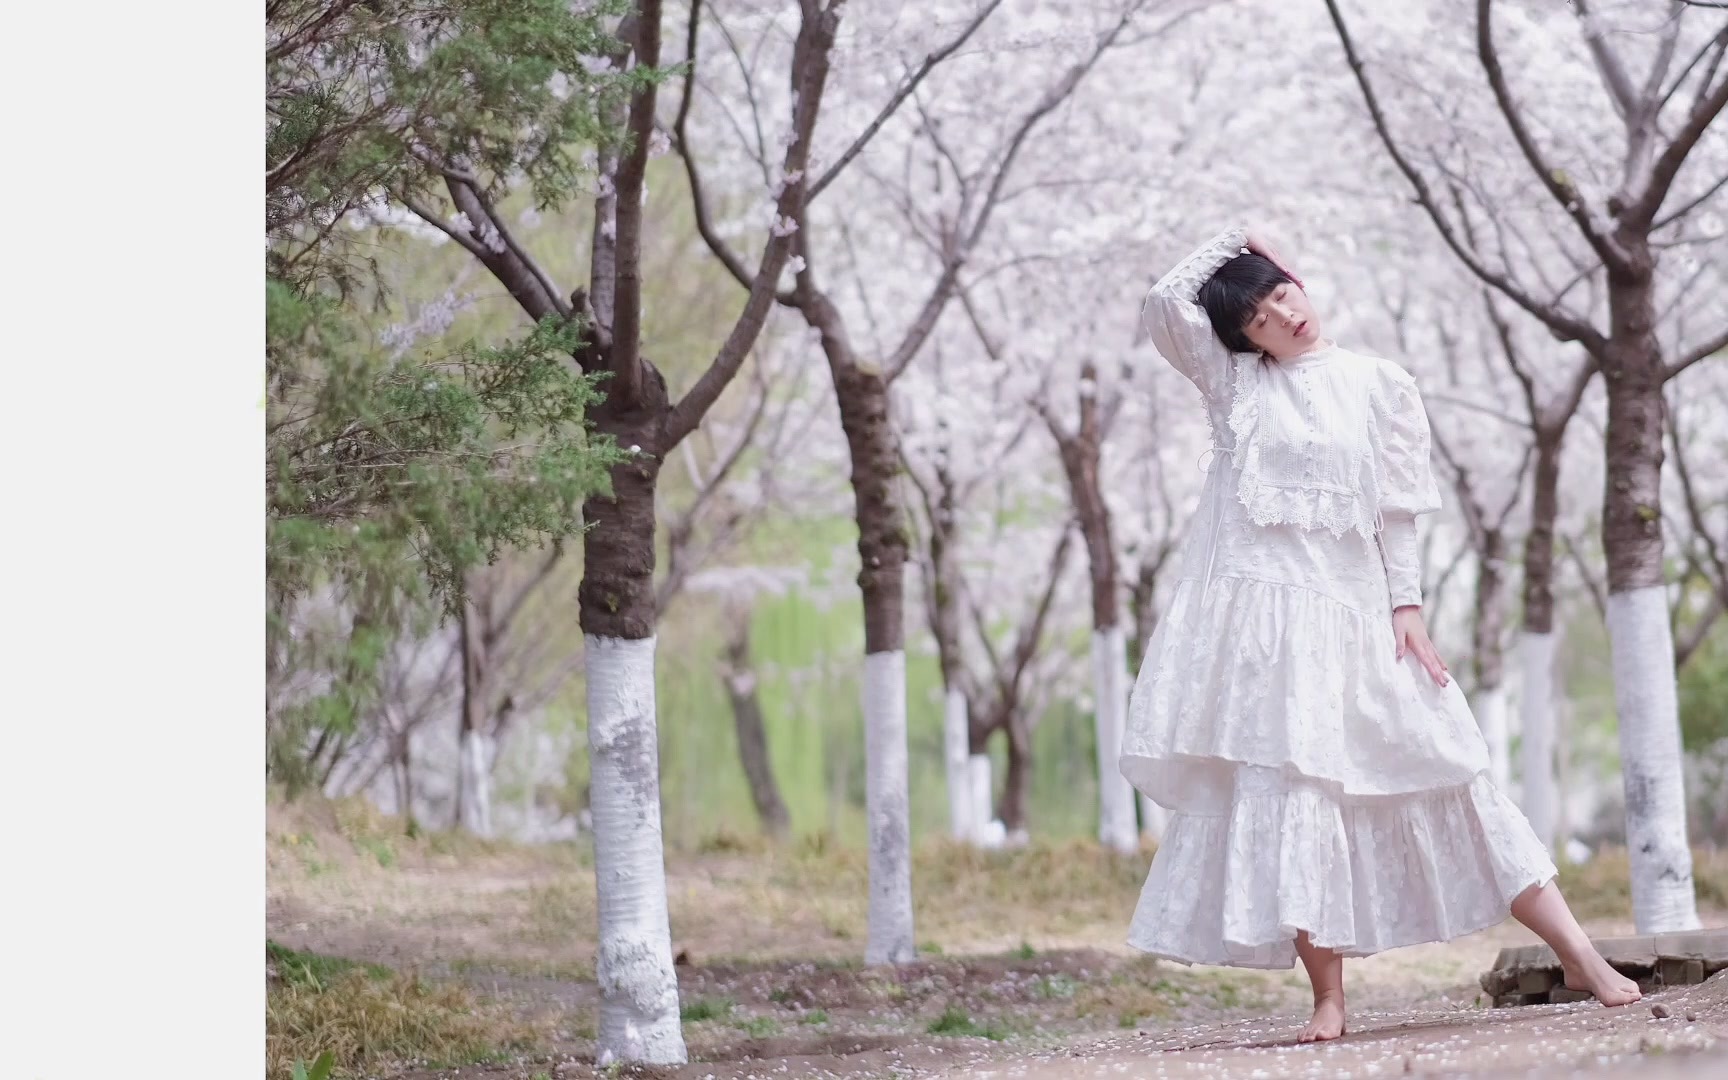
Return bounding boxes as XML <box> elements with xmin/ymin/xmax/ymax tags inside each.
<box><xmin>1121</xmin><ymin>227</ymin><xmax>1556</xmax><ymax>970</ymax></box>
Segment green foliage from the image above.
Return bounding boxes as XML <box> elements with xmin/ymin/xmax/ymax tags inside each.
<box><xmin>268</xmin><ymin>941</ymin><xmax>393</xmax><ymax>989</ymax></box>
<box><xmin>266</xmin><ymin>0</ymin><xmax>642</xmax><ymax>292</ymax></box>
<box><xmin>265</xmin><ymin>282</ymin><xmax>622</xmax><ymax>791</ymax></box>
<box><xmin>290</xmin><ymin>1052</ymin><xmax>334</xmax><ymax>1080</ymax></box>
<box><xmin>926</xmin><ymin>1006</ymin><xmax>1009</xmax><ymax>1041</ymax></box>
<box><xmin>680</xmin><ymin>996</ymin><xmax>733</xmax><ymax>1023</ymax></box>
<box><xmin>1678</xmin><ymin>615</ymin><xmax>1728</xmax><ymax>752</ymax></box>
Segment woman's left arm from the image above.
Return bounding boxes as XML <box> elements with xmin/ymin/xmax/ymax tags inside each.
<box><xmin>1370</xmin><ymin>359</ymin><xmax>1448</xmax><ymax>687</ymax></box>
<box><xmin>1379</xmin><ymin>514</ymin><xmax>1449</xmax><ymax>687</ymax></box>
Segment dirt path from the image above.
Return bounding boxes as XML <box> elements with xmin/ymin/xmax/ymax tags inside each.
<box><xmin>267</xmin><ymin>801</ymin><xmax>1728</xmax><ymax>1079</ymax></box>
<box><xmin>955</xmin><ymin>973</ymin><xmax>1728</xmax><ymax>1078</ymax></box>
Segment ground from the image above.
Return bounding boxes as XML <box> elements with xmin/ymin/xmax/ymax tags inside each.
<box><xmin>266</xmin><ymin>798</ymin><xmax>1728</xmax><ymax>1079</ymax></box>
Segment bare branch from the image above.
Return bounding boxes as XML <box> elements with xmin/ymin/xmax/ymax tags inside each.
<box><xmin>885</xmin><ymin>3</ymin><xmax>1153</xmax><ymax>381</ymax></box>
<box><xmin>664</xmin><ymin>4</ymin><xmax>839</xmax><ymax>447</ymax></box>
<box><xmin>1666</xmin><ymin>322</ymin><xmax>1728</xmax><ymax>380</ymax></box>
<box><xmin>1478</xmin><ymin>0</ymin><xmax>1628</xmax><ymax>270</ymax></box>
<box><xmin>673</xmin><ymin>0</ymin><xmax>795</xmax><ymax>302</ymax></box>
<box><xmin>1323</xmin><ymin>0</ymin><xmax>1607</xmax><ymax>351</ymax></box>
<box><xmin>1654</xmin><ymin>169</ymin><xmax>1728</xmax><ymax>230</ymax></box>
<box><xmin>808</xmin><ymin>0</ymin><xmax>1008</xmax><ymax>201</ymax></box>
<box><xmin>1561</xmin><ymin>533</ymin><xmax>1608</xmax><ymax>619</ymax></box>
<box><xmin>1571</xmin><ymin>0</ymin><xmax>1639</xmax><ymax>120</ymax></box>
<box><xmin>1623</xmin><ymin>43</ymin><xmax>1728</xmax><ymax>230</ymax></box>
<box><xmin>398</xmin><ymin>191</ymin><xmax>491</xmax><ymax>261</ymax></box>
<box><xmin>608</xmin><ymin>0</ymin><xmax>667</xmax><ymax>405</ymax></box>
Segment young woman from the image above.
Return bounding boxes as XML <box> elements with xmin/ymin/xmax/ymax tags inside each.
<box><xmin>1123</xmin><ymin>225</ymin><xmax>1640</xmax><ymax>1042</ymax></box>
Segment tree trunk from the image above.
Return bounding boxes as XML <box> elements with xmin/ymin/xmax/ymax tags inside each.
<box><xmin>581</xmin><ymin>384</ymin><xmax>688</xmax><ymax>1063</ymax></box>
<box><xmin>943</xmin><ymin>686</ymin><xmax>974</xmax><ymax>842</ymax></box>
<box><xmin>1519</xmin><ymin>435</ymin><xmax>1564</xmax><ymax>855</ymax></box>
<box><xmin>968</xmin><ymin>751</ymin><xmax>996</xmax><ymax>843</ymax></box>
<box><xmin>457</xmin><ymin>729</ymin><xmax>496</xmax><ymax>837</ymax></box>
<box><xmin>392</xmin><ymin>733</ymin><xmax>414</xmax><ymax>828</ymax></box>
<box><xmin>456</xmin><ymin>594</ymin><xmax>497</xmax><ymax>836</ymax></box>
<box><xmin>1470</xmin><ymin>530</ymin><xmax>1513</xmax><ymax>790</ymax></box>
<box><xmin>1000</xmin><ymin>712</ymin><xmax>1032</xmax><ymax>837</ymax></box>
<box><xmin>1090</xmin><ymin>625</ymin><xmax>1138</xmax><ymax>851</ymax></box>
<box><xmin>925</xmin><ymin>463</ymin><xmax>976</xmax><ymax>843</ymax></box>
<box><xmin>800</xmin><ymin>290</ymin><xmax>915</xmax><ymax>965</ymax></box>
<box><xmin>1050</xmin><ymin>371</ymin><xmax>1140</xmax><ymax>852</ymax></box>
<box><xmin>720</xmin><ymin>616</ymin><xmax>791</xmax><ymax>840</ymax></box>
<box><xmin>1601</xmin><ymin>249</ymin><xmax>1700</xmax><ymax>933</ymax></box>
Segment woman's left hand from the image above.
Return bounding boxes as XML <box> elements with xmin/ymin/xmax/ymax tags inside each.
<box><xmin>1393</xmin><ymin>605</ymin><xmax>1449</xmax><ymax>687</ymax></box>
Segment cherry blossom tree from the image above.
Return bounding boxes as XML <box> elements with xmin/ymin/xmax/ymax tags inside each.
<box><xmin>1326</xmin><ymin>0</ymin><xmax>1728</xmax><ymax>933</ymax></box>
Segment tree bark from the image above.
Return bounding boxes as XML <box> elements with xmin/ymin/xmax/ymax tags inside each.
<box><xmin>1519</xmin><ymin>435</ymin><xmax>1565</xmax><ymax>855</ymax></box>
<box><xmin>719</xmin><ymin>613</ymin><xmax>791</xmax><ymax>840</ymax></box>
<box><xmin>1000</xmin><ymin>710</ymin><xmax>1032</xmax><ymax>838</ymax></box>
<box><xmin>1601</xmin><ymin>242</ymin><xmax>1700</xmax><ymax>933</ymax></box>
<box><xmin>1470</xmin><ymin>528</ymin><xmax>1513</xmax><ymax>789</ymax></box>
<box><xmin>1047</xmin><ymin>368</ymin><xmax>1140</xmax><ymax>851</ymax></box>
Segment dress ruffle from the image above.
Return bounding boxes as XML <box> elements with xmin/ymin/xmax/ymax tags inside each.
<box><xmin>1125</xmin><ymin>766</ymin><xmax>1556</xmax><ymax>969</ymax></box>
<box><xmin>1123</xmin><ymin>575</ymin><xmax>1491</xmax><ymax>806</ymax></box>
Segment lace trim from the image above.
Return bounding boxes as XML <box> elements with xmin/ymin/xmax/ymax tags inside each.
<box><xmin>1225</xmin><ymin>354</ymin><xmax>1380</xmax><ymax>541</ymax></box>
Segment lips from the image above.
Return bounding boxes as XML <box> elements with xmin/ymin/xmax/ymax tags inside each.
<box><xmin>1295</xmin><ymin>320</ymin><xmax>1308</xmax><ymax>337</ymax></box>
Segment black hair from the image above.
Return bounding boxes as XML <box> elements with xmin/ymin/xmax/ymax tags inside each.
<box><xmin>1197</xmin><ymin>252</ymin><xmax>1294</xmax><ymax>354</ymax></box>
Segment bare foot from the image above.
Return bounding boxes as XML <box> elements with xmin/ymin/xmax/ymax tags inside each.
<box><xmin>1298</xmin><ymin>991</ymin><xmax>1347</xmax><ymax>1043</ymax></box>
<box><xmin>1562</xmin><ymin>952</ymin><xmax>1642</xmax><ymax>1007</ymax></box>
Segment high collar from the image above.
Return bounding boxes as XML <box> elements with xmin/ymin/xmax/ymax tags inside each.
<box><xmin>1267</xmin><ymin>340</ymin><xmax>1339</xmax><ymax>368</ymax></box>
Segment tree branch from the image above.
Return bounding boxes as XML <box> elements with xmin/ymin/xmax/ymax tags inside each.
<box><xmin>884</xmin><ymin>2</ymin><xmax>1151</xmax><ymax>381</ymax></box>
<box><xmin>608</xmin><ymin>0</ymin><xmax>666</xmax><ymax>406</ymax></box>
<box><xmin>1478</xmin><ymin>0</ymin><xmax>1627</xmax><ymax>270</ymax></box>
<box><xmin>1666</xmin><ymin>322</ymin><xmax>1728</xmax><ymax>380</ymax></box>
<box><xmin>1623</xmin><ymin>48</ymin><xmax>1728</xmax><ymax>230</ymax></box>
<box><xmin>807</xmin><ymin>0</ymin><xmax>1008</xmax><ymax>201</ymax></box>
<box><xmin>663</xmin><ymin>3</ymin><xmax>839</xmax><ymax>447</ymax></box>
<box><xmin>1324</xmin><ymin>0</ymin><xmax>1606</xmax><ymax>351</ymax></box>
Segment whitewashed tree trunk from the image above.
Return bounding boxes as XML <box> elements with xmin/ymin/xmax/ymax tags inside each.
<box><xmin>1474</xmin><ymin>685</ymin><xmax>1512</xmax><ymax>792</ymax></box>
<box><xmin>586</xmin><ymin>635</ymin><xmax>686</xmax><ymax>1064</ymax></box>
<box><xmin>1604</xmin><ymin>587</ymin><xmax>1701</xmax><ymax>933</ymax></box>
<box><xmin>942</xmin><ymin>686</ymin><xmax>974</xmax><ymax>843</ymax></box>
<box><xmin>1091</xmin><ymin>625</ymin><xmax>1138</xmax><ymax>853</ymax></box>
<box><xmin>1519</xmin><ymin>630</ymin><xmax>1559</xmax><ymax>855</ymax></box>
<box><xmin>457</xmin><ymin>729</ymin><xmax>497</xmax><ymax>838</ymax></box>
<box><xmin>863</xmin><ymin>650</ymin><xmax>915</xmax><ymax>965</ymax></box>
<box><xmin>967</xmin><ymin>752</ymin><xmax>995</xmax><ymax>845</ymax></box>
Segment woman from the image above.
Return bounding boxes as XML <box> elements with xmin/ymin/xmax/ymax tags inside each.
<box><xmin>1123</xmin><ymin>225</ymin><xmax>1640</xmax><ymax>1043</ymax></box>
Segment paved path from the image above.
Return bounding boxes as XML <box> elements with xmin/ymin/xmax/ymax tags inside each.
<box><xmin>948</xmin><ymin>972</ymin><xmax>1728</xmax><ymax>1077</ymax></box>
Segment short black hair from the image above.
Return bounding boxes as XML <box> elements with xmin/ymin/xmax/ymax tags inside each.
<box><xmin>1197</xmin><ymin>253</ymin><xmax>1293</xmax><ymax>353</ymax></box>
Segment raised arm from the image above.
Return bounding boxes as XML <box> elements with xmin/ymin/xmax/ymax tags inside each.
<box><xmin>1139</xmin><ymin>226</ymin><xmax>1246</xmax><ymax>404</ymax></box>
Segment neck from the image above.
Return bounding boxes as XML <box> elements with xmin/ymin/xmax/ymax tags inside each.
<box><xmin>1268</xmin><ymin>338</ymin><xmax>1333</xmax><ymax>362</ymax></box>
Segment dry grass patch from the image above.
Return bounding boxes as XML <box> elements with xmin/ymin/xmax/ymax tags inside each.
<box><xmin>1558</xmin><ymin>846</ymin><xmax>1728</xmax><ymax>920</ymax></box>
<box><xmin>266</xmin><ymin>943</ymin><xmax>542</xmax><ymax>1080</ymax></box>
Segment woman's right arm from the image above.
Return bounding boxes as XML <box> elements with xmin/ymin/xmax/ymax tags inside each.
<box><xmin>1139</xmin><ymin>226</ymin><xmax>1248</xmax><ymax>403</ymax></box>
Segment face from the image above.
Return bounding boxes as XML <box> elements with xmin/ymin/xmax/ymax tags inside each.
<box><xmin>1241</xmin><ymin>282</ymin><xmax>1322</xmax><ymax>359</ymax></box>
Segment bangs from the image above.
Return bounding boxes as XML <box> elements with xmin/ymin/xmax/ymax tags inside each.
<box><xmin>1198</xmin><ymin>253</ymin><xmax>1293</xmax><ymax>353</ymax></box>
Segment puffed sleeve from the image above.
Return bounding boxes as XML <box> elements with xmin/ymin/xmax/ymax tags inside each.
<box><xmin>1139</xmin><ymin>226</ymin><xmax>1247</xmax><ymax>406</ymax></box>
<box><xmin>1369</xmin><ymin>360</ymin><xmax>1442</xmax><ymax>609</ymax></box>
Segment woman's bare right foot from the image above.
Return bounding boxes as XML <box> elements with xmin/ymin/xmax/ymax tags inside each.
<box><xmin>1299</xmin><ymin>991</ymin><xmax>1347</xmax><ymax>1042</ymax></box>
<box><xmin>1562</xmin><ymin>952</ymin><xmax>1642</xmax><ymax>1007</ymax></box>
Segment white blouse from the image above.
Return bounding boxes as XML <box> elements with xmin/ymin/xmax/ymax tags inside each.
<box><xmin>1141</xmin><ymin>226</ymin><xmax>1442</xmax><ymax>609</ymax></box>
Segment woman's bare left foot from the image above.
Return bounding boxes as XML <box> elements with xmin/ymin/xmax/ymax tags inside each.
<box><xmin>1562</xmin><ymin>952</ymin><xmax>1642</xmax><ymax>1007</ymax></box>
<box><xmin>1299</xmin><ymin>991</ymin><xmax>1346</xmax><ymax>1042</ymax></box>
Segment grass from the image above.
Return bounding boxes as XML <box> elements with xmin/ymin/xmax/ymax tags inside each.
<box><xmin>267</xmin><ymin>947</ymin><xmax>539</xmax><ymax>1080</ymax></box>
<box><xmin>927</xmin><ymin>1005</ymin><xmax>1012</xmax><ymax>1041</ymax></box>
<box><xmin>1557</xmin><ymin>846</ymin><xmax>1728</xmax><ymax>919</ymax></box>
<box><xmin>680</xmin><ymin>996</ymin><xmax>734</xmax><ymax>1022</ymax></box>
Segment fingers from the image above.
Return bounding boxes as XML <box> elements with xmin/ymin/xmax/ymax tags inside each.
<box><xmin>1420</xmin><ymin>643</ymin><xmax>1449</xmax><ymax>687</ymax></box>
<box><xmin>1394</xmin><ymin>629</ymin><xmax>1406</xmax><ymax>661</ymax></box>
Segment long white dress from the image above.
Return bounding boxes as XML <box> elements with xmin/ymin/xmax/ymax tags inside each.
<box><xmin>1121</xmin><ymin>227</ymin><xmax>1557</xmax><ymax>970</ymax></box>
